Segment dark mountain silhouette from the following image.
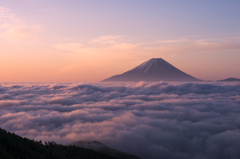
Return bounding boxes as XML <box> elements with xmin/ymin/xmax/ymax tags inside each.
<box><xmin>218</xmin><ymin>78</ymin><xmax>240</xmax><ymax>82</ymax></box>
<box><xmin>0</xmin><ymin>127</ymin><xmax>132</xmax><ymax>159</ymax></box>
<box><xmin>102</xmin><ymin>58</ymin><xmax>201</xmax><ymax>82</ymax></box>
<box><xmin>72</xmin><ymin>141</ymin><xmax>140</xmax><ymax>159</ymax></box>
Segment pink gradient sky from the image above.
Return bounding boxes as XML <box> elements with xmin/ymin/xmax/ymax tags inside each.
<box><xmin>1</xmin><ymin>1</ymin><xmax>240</xmax><ymax>82</ymax></box>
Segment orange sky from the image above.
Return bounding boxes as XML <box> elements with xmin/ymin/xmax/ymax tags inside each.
<box><xmin>1</xmin><ymin>2</ymin><xmax>240</xmax><ymax>82</ymax></box>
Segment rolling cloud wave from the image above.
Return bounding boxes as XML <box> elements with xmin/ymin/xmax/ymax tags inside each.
<box><xmin>0</xmin><ymin>82</ymin><xmax>240</xmax><ymax>159</ymax></box>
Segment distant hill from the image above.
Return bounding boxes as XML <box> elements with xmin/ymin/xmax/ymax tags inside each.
<box><xmin>218</xmin><ymin>78</ymin><xmax>240</xmax><ymax>82</ymax></box>
<box><xmin>102</xmin><ymin>58</ymin><xmax>201</xmax><ymax>82</ymax></box>
<box><xmin>0</xmin><ymin>128</ymin><xmax>120</xmax><ymax>159</ymax></box>
<box><xmin>72</xmin><ymin>141</ymin><xmax>140</xmax><ymax>159</ymax></box>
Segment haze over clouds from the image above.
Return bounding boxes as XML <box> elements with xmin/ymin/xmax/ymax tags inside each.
<box><xmin>1</xmin><ymin>82</ymin><xmax>240</xmax><ymax>159</ymax></box>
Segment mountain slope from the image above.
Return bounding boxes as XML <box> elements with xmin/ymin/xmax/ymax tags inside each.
<box><xmin>0</xmin><ymin>128</ymin><xmax>119</xmax><ymax>159</ymax></box>
<box><xmin>72</xmin><ymin>141</ymin><xmax>140</xmax><ymax>159</ymax></box>
<box><xmin>218</xmin><ymin>78</ymin><xmax>240</xmax><ymax>82</ymax></box>
<box><xmin>103</xmin><ymin>58</ymin><xmax>201</xmax><ymax>82</ymax></box>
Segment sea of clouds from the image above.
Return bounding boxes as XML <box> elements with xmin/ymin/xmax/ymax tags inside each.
<box><xmin>1</xmin><ymin>81</ymin><xmax>240</xmax><ymax>159</ymax></box>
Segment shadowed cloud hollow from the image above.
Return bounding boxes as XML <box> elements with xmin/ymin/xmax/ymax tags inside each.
<box><xmin>0</xmin><ymin>82</ymin><xmax>240</xmax><ymax>159</ymax></box>
<box><xmin>102</xmin><ymin>58</ymin><xmax>201</xmax><ymax>82</ymax></box>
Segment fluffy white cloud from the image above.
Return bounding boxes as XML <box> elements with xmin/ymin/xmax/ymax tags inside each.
<box><xmin>0</xmin><ymin>82</ymin><xmax>240</xmax><ymax>159</ymax></box>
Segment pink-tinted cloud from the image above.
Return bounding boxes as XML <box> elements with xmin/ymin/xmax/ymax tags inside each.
<box><xmin>90</xmin><ymin>35</ymin><xmax>123</xmax><ymax>44</ymax></box>
<box><xmin>0</xmin><ymin>6</ymin><xmax>42</xmax><ymax>41</ymax></box>
<box><xmin>1</xmin><ymin>82</ymin><xmax>240</xmax><ymax>159</ymax></box>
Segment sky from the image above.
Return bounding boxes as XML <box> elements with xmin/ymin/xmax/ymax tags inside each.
<box><xmin>1</xmin><ymin>0</ymin><xmax>240</xmax><ymax>82</ymax></box>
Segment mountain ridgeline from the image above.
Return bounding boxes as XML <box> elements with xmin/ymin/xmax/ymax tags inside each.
<box><xmin>0</xmin><ymin>128</ymin><xmax>140</xmax><ymax>159</ymax></box>
<box><xmin>218</xmin><ymin>78</ymin><xmax>240</xmax><ymax>82</ymax></box>
<box><xmin>72</xmin><ymin>141</ymin><xmax>140</xmax><ymax>159</ymax></box>
<box><xmin>102</xmin><ymin>58</ymin><xmax>201</xmax><ymax>82</ymax></box>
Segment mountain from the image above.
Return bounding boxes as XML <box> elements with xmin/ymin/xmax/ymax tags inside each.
<box><xmin>218</xmin><ymin>78</ymin><xmax>240</xmax><ymax>82</ymax></box>
<box><xmin>102</xmin><ymin>58</ymin><xmax>201</xmax><ymax>82</ymax></box>
<box><xmin>72</xmin><ymin>141</ymin><xmax>140</xmax><ymax>159</ymax></box>
<box><xmin>0</xmin><ymin>127</ymin><xmax>120</xmax><ymax>159</ymax></box>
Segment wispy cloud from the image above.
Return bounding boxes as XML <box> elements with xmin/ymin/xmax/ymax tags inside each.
<box><xmin>53</xmin><ymin>35</ymin><xmax>137</xmax><ymax>54</ymax></box>
<box><xmin>53</xmin><ymin>34</ymin><xmax>240</xmax><ymax>55</ymax></box>
<box><xmin>140</xmin><ymin>37</ymin><xmax>240</xmax><ymax>54</ymax></box>
<box><xmin>53</xmin><ymin>43</ymin><xmax>84</xmax><ymax>52</ymax></box>
<box><xmin>153</xmin><ymin>38</ymin><xmax>190</xmax><ymax>44</ymax></box>
<box><xmin>90</xmin><ymin>35</ymin><xmax>123</xmax><ymax>44</ymax></box>
<box><xmin>0</xmin><ymin>7</ymin><xmax>17</xmax><ymax>22</ymax></box>
<box><xmin>0</xmin><ymin>6</ymin><xmax>42</xmax><ymax>41</ymax></box>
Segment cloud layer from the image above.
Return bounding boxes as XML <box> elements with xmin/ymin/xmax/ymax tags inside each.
<box><xmin>1</xmin><ymin>82</ymin><xmax>240</xmax><ymax>159</ymax></box>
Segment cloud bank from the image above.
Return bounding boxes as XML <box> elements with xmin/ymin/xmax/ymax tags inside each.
<box><xmin>0</xmin><ymin>82</ymin><xmax>240</xmax><ymax>159</ymax></box>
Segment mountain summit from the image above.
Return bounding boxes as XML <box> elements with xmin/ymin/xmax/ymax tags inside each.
<box><xmin>102</xmin><ymin>58</ymin><xmax>201</xmax><ymax>82</ymax></box>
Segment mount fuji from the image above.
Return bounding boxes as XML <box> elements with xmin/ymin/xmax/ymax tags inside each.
<box><xmin>102</xmin><ymin>58</ymin><xmax>201</xmax><ymax>82</ymax></box>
